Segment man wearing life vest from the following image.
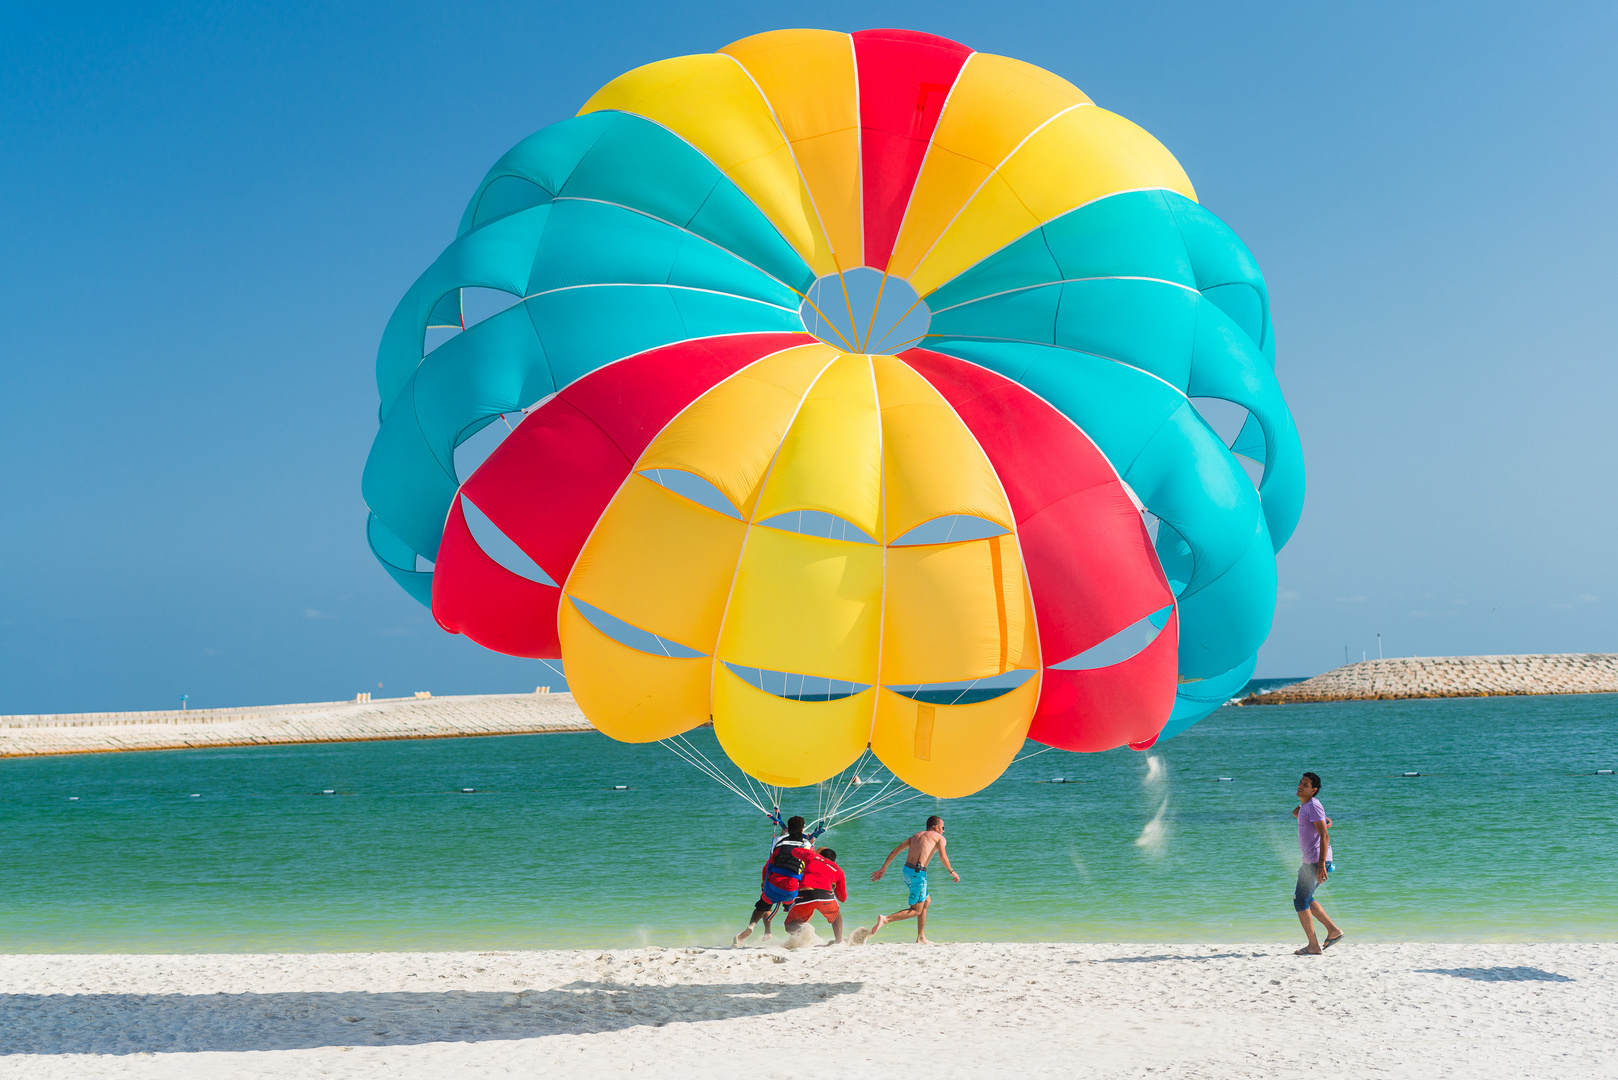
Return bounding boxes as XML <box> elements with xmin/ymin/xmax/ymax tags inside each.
<box><xmin>732</xmin><ymin>815</ymin><xmax>813</xmax><ymax>946</ymax></box>
<box><xmin>785</xmin><ymin>847</ymin><xmax>848</xmax><ymax>945</ymax></box>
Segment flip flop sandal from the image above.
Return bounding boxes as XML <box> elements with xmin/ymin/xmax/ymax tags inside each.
<box><xmin>1294</xmin><ymin>947</ymin><xmax>1321</xmax><ymax>955</ymax></box>
<box><xmin>1323</xmin><ymin>935</ymin><xmax>1344</xmax><ymax>949</ymax></box>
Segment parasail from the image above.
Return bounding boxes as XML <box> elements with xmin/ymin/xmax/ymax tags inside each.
<box><xmin>362</xmin><ymin>29</ymin><xmax>1303</xmax><ymax>802</ymax></box>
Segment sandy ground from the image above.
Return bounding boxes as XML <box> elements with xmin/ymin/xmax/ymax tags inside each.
<box><xmin>0</xmin><ymin>939</ymin><xmax>1611</xmax><ymax>1078</ymax></box>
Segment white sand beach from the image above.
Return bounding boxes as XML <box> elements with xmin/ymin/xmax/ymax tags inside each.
<box><xmin>0</xmin><ymin>941</ymin><xmax>1610</xmax><ymax>1078</ymax></box>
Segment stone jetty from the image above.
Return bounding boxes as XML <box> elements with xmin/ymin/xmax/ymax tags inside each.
<box><xmin>0</xmin><ymin>692</ymin><xmax>594</xmax><ymax>758</ymax></box>
<box><xmin>1241</xmin><ymin>654</ymin><xmax>1618</xmax><ymax>704</ymax></box>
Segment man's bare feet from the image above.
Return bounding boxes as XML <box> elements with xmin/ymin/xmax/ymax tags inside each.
<box><xmin>916</xmin><ymin>935</ymin><xmax>935</xmax><ymax>944</ymax></box>
<box><xmin>732</xmin><ymin>928</ymin><xmax>751</xmax><ymax>946</ymax></box>
<box><xmin>871</xmin><ymin>914</ymin><xmax>889</xmax><ymax>934</ymax></box>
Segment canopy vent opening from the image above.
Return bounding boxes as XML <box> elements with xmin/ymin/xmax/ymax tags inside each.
<box><xmin>891</xmin><ymin>515</ymin><xmax>1008</xmax><ymax>546</ymax></box>
<box><xmin>461</xmin><ymin>287</ymin><xmax>525</xmax><ymax>328</ymax></box>
<box><xmin>640</xmin><ymin>469</ymin><xmax>743</xmax><ymax>519</ymax></box>
<box><xmin>460</xmin><ymin>495</ymin><xmax>556</xmax><ymax>585</ymax></box>
<box><xmin>757</xmin><ymin>510</ymin><xmax>876</xmax><ymax>543</ymax></box>
<box><xmin>799</xmin><ymin>268</ymin><xmax>931</xmax><ymax>354</ymax></box>
<box><xmin>570</xmin><ymin>597</ymin><xmax>704</xmax><ymax>657</ymax></box>
<box><xmin>454</xmin><ymin>415</ymin><xmax>517</xmax><ymax>482</ymax></box>
<box><xmin>724</xmin><ymin>663</ymin><xmax>872</xmax><ymax>702</ymax></box>
<box><xmin>1189</xmin><ymin>396</ymin><xmax>1263</xmax><ymax>489</ymax></box>
<box><xmin>1051</xmin><ymin>606</ymin><xmax>1173</xmax><ymax>670</ymax></box>
<box><xmin>886</xmin><ymin>668</ymin><xmax>1036</xmax><ymax>705</ymax></box>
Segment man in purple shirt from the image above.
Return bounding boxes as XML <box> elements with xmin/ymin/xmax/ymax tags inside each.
<box><xmin>1293</xmin><ymin>771</ymin><xmax>1343</xmax><ymax>955</ymax></box>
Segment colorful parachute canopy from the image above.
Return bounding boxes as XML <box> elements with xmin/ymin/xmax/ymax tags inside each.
<box><xmin>362</xmin><ymin>28</ymin><xmax>1303</xmax><ymax>799</ymax></box>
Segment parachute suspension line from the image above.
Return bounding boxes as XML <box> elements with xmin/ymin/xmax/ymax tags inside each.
<box><xmin>758</xmin><ymin>777</ymin><xmax>785</xmax><ymax>820</ymax></box>
<box><xmin>658</xmin><ymin>737</ymin><xmax>751</xmax><ymax>808</ymax></box>
<box><xmin>658</xmin><ymin>735</ymin><xmax>791</xmax><ymax>829</ymax></box>
<box><xmin>812</xmin><ymin>749</ymin><xmax>867</xmax><ymax>828</ymax></box>
<box><xmin>657</xmin><ymin>735</ymin><xmax>925</xmax><ymax>833</ymax></box>
<box><xmin>829</xmin><ymin>789</ymin><xmax>930</xmax><ymax>828</ymax></box>
<box><xmin>805</xmin><ymin>750</ymin><xmax>875</xmax><ymax>834</ymax></box>
<box><xmin>819</xmin><ymin>749</ymin><xmax>884</xmax><ymax>827</ymax></box>
<box><xmin>805</xmin><ymin>750</ymin><xmax>928</xmax><ymax>833</ymax></box>
<box><xmin>736</xmin><ymin>766</ymin><xmax>783</xmax><ymax>824</ymax></box>
<box><xmin>821</xmin><ymin>773</ymin><xmax>919</xmax><ymax>828</ymax></box>
<box><xmin>659</xmin><ymin>735</ymin><xmax>772</xmax><ymax>816</ymax></box>
<box><xmin>1011</xmin><ymin>745</ymin><xmax>1056</xmax><ymax>766</ymax></box>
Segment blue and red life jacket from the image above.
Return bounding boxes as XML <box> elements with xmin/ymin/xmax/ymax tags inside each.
<box><xmin>761</xmin><ymin>841</ymin><xmax>811</xmax><ymax>905</ymax></box>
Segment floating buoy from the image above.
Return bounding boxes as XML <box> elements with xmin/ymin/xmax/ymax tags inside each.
<box><xmin>68</xmin><ymin>796</ymin><xmax>79</xmax><ymax>801</ymax></box>
<box><xmin>1597</xmin><ymin>769</ymin><xmax>1614</xmax><ymax>776</ymax></box>
<box><xmin>322</xmin><ymin>789</ymin><xmax>335</xmax><ymax>795</ymax></box>
<box><xmin>189</xmin><ymin>793</ymin><xmax>201</xmax><ymax>797</ymax></box>
<box><xmin>613</xmin><ymin>784</ymin><xmax>629</xmax><ymax>790</ymax></box>
<box><xmin>1401</xmin><ymin>772</ymin><xmax>1421</xmax><ymax>777</ymax></box>
<box><xmin>1217</xmin><ymin>777</ymin><xmax>1233</xmax><ymax>782</ymax></box>
<box><xmin>461</xmin><ymin>788</ymin><xmax>476</xmax><ymax>793</ymax></box>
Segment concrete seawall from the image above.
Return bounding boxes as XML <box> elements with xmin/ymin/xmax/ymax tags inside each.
<box><xmin>1241</xmin><ymin>654</ymin><xmax>1618</xmax><ymax>704</ymax></box>
<box><xmin>0</xmin><ymin>693</ymin><xmax>594</xmax><ymax>758</ymax></box>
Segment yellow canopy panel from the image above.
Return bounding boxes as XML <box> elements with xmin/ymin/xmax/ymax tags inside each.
<box><xmin>579</xmin><ymin>51</ymin><xmax>839</xmax><ymax>276</ymax></box>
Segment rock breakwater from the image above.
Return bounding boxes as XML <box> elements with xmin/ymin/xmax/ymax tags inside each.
<box><xmin>0</xmin><ymin>692</ymin><xmax>593</xmax><ymax>758</ymax></box>
<box><xmin>1241</xmin><ymin>654</ymin><xmax>1618</xmax><ymax>704</ymax></box>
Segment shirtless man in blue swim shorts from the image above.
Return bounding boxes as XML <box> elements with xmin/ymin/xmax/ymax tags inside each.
<box><xmin>851</xmin><ymin>815</ymin><xmax>959</xmax><ymax>945</ymax></box>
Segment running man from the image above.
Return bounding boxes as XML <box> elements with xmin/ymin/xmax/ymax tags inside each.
<box><xmin>733</xmin><ymin>816</ymin><xmax>813</xmax><ymax>946</ymax></box>
<box><xmin>784</xmin><ymin>847</ymin><xmax>848</xmax><ymax>945</ymax></box>
<box><xmin>852</xmin><ymin>815</ymin><xmax>958</xmax><ymax>944</ymax></box>
<box><xmin>1293</xmin><ymin>771</ymin><xmax>1344</xmax><ymax>955</ymax></box>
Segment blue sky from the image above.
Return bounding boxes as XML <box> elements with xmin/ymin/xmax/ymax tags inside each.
<box><xmin>2</xmin><ymin>1</ymin><xmax>1613</xmax><ymax>713</ymax></box>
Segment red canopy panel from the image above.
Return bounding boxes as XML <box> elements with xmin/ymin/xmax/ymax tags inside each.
<box><xmin>435</xmin><ymin>331</ymin><xmax>813</xmax><ymax>657</ymax></box>
<box><xmin>900</xmin><ymin>347</ymin><xmax>1177</xmax><ymax>750</ymax></box>
<box><xmin>1031</xmin><ymin>610</ymin><xmax>1180</xmax><ymax>752</ymax></box>
<box><xmin>852</xmin><ymin>29</ymin><xmax>973</xmax><ymax>272</ymax></box>
<box><xmin>434</xmin><ymin>496</ymin><xmax>564</xmax><ymax>657</ymax></box>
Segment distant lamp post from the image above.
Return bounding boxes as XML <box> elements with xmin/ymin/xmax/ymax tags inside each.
<box><xmin>1377</xmin><ymin>632</ymin><xmax>1383</xmax><ymax>660</ymax></box>
<box><xmin>180</xmin><ymin>694</ymin><xmax>188</xmax><ymax>712</ymax></box>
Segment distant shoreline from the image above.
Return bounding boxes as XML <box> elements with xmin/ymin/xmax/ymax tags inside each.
<box><xmin>1240</xmin><ymin>653</ymin><xmax>1618</xmax><ymax>704</ymax></box>
<box><xmin>0</xmin><ymin>692</ymin><xmax>593</xmax><ymax>758</ymax></box>
<box><xmin>9</xmin><ymin>656</ymin><xmax>1615</xmax><ymax>758</ymax></box>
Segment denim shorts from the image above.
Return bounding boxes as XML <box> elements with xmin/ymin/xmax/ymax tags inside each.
<box><xmin>1293</xmin><ymin>860</ymin><xmax>1335</xmax><ymax>912</ymax></box>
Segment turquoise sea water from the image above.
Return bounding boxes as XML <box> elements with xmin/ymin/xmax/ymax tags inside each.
<box><xmin>1</xmin><ymin>694</ymin><xmax>1614</xmax><ymax>951</ymax></box>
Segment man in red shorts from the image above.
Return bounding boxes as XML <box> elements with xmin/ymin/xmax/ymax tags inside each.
<box><xmin>785</xmin><ymin>847</ymin><xmax>848</xmax><ymax>945</ymax></box>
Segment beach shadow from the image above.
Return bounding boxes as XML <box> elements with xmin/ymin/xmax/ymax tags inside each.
<box><xmin>1082</xmin><ymin>953</ymin><xmax>1250</xmax><ymax>964</ymax></box>
<box><xmin>0</xmin><ymin>980</ymin><xmax>863</xmax><ymax>1055</ymax></box>
<box><xmin>1416</xmin><ymin>967</ymin><xmax>1573</xmax><ymax>983</ymax></box>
